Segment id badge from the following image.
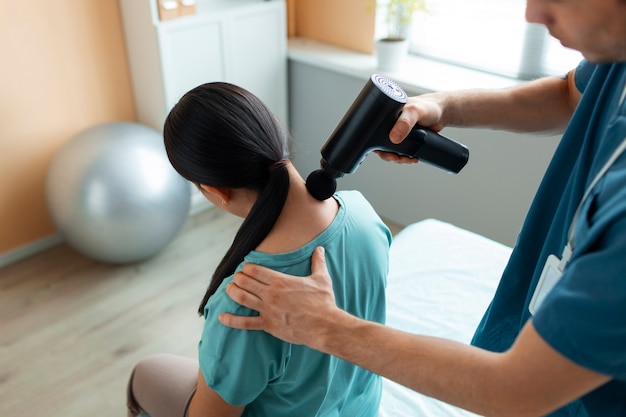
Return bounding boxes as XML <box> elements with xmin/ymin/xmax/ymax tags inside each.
<box><xmin>529</xmin><ymin>254</ymin><xmax>563</xmax><ymax>315</ymax></box>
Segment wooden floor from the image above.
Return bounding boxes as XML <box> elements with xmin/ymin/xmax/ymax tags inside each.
<box><xmin>0</xmin><ymin>207</ymin><xmax>402</xmax><ymax>417</ymax></box>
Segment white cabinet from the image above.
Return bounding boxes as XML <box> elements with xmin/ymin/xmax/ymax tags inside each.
<box><xmin>118</xmin><ymin>0</ymin><xmax>288</xmax><ymax>131</ymax></box>
<box><xmin>158</xmin><ymin>20</ymin><xmax>224</xmax><ymax>112</ymax></box>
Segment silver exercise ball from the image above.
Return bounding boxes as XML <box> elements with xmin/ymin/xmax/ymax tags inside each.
<box><xmin>46</xmin><ymin>122</ymin><xmax>191</xmax><ymax>264</ymax></box>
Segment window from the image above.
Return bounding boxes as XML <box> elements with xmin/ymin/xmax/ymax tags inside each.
<box><xmin>398</xmin><ymin>0</ymin><xmax>582</xmax><ymax>80</ymax></box>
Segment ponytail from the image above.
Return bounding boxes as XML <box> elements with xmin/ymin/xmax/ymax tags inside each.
<box><xmin>162</xmin><ymin>82</ymin><xmax>292</xmax><ymax>316</ymax></box>
<box><xmin>197</xmin><ymin>162</ymin><xmax>289</xmax><ymax>314</ymax></box>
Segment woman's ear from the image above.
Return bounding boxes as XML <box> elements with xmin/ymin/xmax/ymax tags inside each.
<box><xmin>198</xmin><ymin>184</ymin><xmax>231</xmax><ymax>206</ymax></box>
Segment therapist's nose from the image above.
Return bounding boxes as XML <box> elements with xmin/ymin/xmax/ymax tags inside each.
<box><xmin>525</xmin><ymin>0</ymin><xmax>554</xmax><ymax>25</ymax></box>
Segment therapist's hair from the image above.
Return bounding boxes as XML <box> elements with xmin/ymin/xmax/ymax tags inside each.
<box><xmin>163</xmin><ymin>82</ymin><xmax>291</xmax><ymax>315</ymax></box>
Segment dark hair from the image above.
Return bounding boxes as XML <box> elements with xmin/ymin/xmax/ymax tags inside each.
<box><xmin>163</xmin><ymin>82</ymin><xmax>291</xmax><ymax>315</ymax></box>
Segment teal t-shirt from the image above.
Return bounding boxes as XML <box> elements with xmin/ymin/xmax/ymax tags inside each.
<box><xmin>472</xmin><ymin>61</ymin><xmax>626</xmax><ymax>416</ymax></box>
<box><xmin>198</xmin><ymin>190</ymin><xmax>392</xmax><ymax>417</ymax></box>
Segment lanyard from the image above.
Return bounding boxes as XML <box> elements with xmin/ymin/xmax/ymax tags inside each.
<box><xmin>560</xmin><ymin>136</ymin><xmax>626</xmax><ymax>270</ymax></box>
<box><xmin>558</xmin><ymin>83</ymin><xmax>626</xmax><ymax>271</ymax></box>
<box><xmin>529</xmin><ymin>82</ymin><xmax>626</xmax><ymax>315</ymax></box>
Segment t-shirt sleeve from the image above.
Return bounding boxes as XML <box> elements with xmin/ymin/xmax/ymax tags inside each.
<box><xmin>574</xmin><ymin>59</ymin><xmax>597</xmax><ymax>94</ymax></box>
<box><xmin>197</xmin><ymin>277</ymin><xmax>291</xmax><ymax>406</ymax></box>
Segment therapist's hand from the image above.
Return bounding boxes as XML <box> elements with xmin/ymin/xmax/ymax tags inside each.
<box><xmin>219</xmin><ymin>247</ymin><xmax>338</xmax><ymax>348</ymax></box>
<box><xmin>377</xmin><ymin>94</ymin><xmax>446</xmax><ymax>163</ymax></box>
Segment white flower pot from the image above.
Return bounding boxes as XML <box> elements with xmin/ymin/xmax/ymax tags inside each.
<box><xmin>376</xmin><ymin>38</ymin><xmax>410</xmax><ymax>72</ymax></box>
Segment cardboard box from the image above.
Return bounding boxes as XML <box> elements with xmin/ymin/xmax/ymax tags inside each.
<box><xmin>157</xmin><ymin>0</ymin><xmax>179</xmax><ymax>20</ymax></box>
<box><xmin>178</xmin><ymin>0</ymin><xmax>197</xmax><ymax>17</ymax></box>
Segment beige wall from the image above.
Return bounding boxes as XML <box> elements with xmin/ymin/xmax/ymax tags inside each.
<box><xmin>288</xmin><ymin>0</ymin><xmax>375</xmax><ymax>53</ymax></box>
<box><xmin>0</xmin><ymin>0</ymin><xmax>136</xmax><ymax>254</ymax></box>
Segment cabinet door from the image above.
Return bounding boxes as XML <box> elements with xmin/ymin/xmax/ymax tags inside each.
<box><xmin>159</xmin><ymin>20</ymin><xmax>225</xmax><ymax>110</ymax></box>
<box><xmin>228</xmin><ymin>6</ymin><xmax>287</xmax><ymax>122</ymax></box>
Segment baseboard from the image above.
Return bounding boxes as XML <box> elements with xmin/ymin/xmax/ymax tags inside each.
<box><xmin>0</xmin><ymin>233</ymin><xmax>64</xmax><ymax>270</ymax></box>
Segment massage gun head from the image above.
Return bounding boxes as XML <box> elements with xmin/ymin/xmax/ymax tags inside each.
<box><xmin>305</xmin><ymin>169</ymin><xmax>337</xmax><ymax>201</ymax></box>
<box><xmin>306</xmin><ymin>159</ymin><xmax>345</xmax><ymax>200</ymax></box>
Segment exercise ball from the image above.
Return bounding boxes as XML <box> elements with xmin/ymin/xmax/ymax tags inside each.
<box><xmin>46</xmin><ymin>122</ymin><xmax>191</xmax><ymax>264</ymax></box>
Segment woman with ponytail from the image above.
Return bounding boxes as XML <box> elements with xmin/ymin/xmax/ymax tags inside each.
<box><xmin>126</xmin><ymin>82</ymin><xmax>392</xmax><ymax>417</ymax></box>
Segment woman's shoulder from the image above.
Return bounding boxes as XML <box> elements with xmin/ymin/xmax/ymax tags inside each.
<box><xmin>336</xmin><ymin>190</ymin><xmax>391</xmax><ymax>236</ymax></box>
<box><xmin>204</xmin><ymin>273</ymin><xmax>254</xmax><ymax>319</ymax></box>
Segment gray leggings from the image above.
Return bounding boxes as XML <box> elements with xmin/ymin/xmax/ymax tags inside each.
<box><xmin>127</xmin><ymin>354</ymin><xmax>198</xmax><ymax>417</ymax></box>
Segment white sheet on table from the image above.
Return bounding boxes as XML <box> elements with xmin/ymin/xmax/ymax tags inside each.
<box><xmin>379</xmin><ymin>219</ymin><xmax>513</xmax><ymax>417</ymax></box>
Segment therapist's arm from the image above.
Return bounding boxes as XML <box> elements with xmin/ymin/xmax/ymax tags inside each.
<box><xmin>388</xmin><ymin>71</ymin><xmax>581</xmax><ymax>147</ymax></box>
<box><xmin>220</xmin><ymin>247</ymin><xmax>609</xmax><ymax>417</ymax></box>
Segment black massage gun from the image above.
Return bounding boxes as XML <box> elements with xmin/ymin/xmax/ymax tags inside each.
<box><xmin>305</xmin><ymin>74</ymin><xmax>470</xmax><ymax>201</ymax></box>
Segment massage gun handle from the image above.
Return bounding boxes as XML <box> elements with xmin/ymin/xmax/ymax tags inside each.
<box><xmin>389</xmin><ymin>126</ymin><xmax>470</xmax><ymax>174</ymax></box>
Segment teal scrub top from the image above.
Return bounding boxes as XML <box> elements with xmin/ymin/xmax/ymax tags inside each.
<box><xmin>472</xmin><ymin>61</ymin><xmax>626</xmax><ymax>416</ymax></box>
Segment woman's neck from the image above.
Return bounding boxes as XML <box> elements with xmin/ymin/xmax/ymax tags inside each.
<box><xmin>255</xmin><ymin>163</ymin><xmax>339</xmax><ymax>254</ymax></box>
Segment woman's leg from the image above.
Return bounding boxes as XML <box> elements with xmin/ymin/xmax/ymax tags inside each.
<box><xmin>127</xmin><ymin>354</ymin><xmax>198</xmax><ymax>417</ymax></box>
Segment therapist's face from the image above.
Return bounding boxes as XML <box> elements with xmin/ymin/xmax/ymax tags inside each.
<box><xmin>525</xmin><ymin>0</ymin><xmax>626</xmax><ymax>63</ymax></box>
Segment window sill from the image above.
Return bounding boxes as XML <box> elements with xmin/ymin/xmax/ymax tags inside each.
<box><xmin>287</xmin><ymin>37</ymin><xmax>523</xmax><ymax>95</ymax></box>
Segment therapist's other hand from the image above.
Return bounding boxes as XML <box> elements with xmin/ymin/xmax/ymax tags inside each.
<box><xmin>219</xmin><ymin>246</ymin><xmax>337</xmax><ymax>347</ymax></box>
<box><xmin>374</xmin><ymin>150</ymin><xmax>419</xmax><ymax>164</ymax></box>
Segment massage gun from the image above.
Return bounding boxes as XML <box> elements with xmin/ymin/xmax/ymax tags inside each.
<box><xmin>305</xmin><ymin>74</ymin><xmax>470</xmax><ymax>201</ymax></box>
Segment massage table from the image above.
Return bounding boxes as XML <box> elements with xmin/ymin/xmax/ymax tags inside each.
<box><xmin>379</xmin><ymin>219</ymin><xmax>513</xmax><ymax>416</ymax></box>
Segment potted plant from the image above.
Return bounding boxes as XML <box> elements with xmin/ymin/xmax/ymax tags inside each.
<box><xmin>376</xmin><ymin>0</ymin><xmax>428</xmax><ymax>71</ymax></box>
